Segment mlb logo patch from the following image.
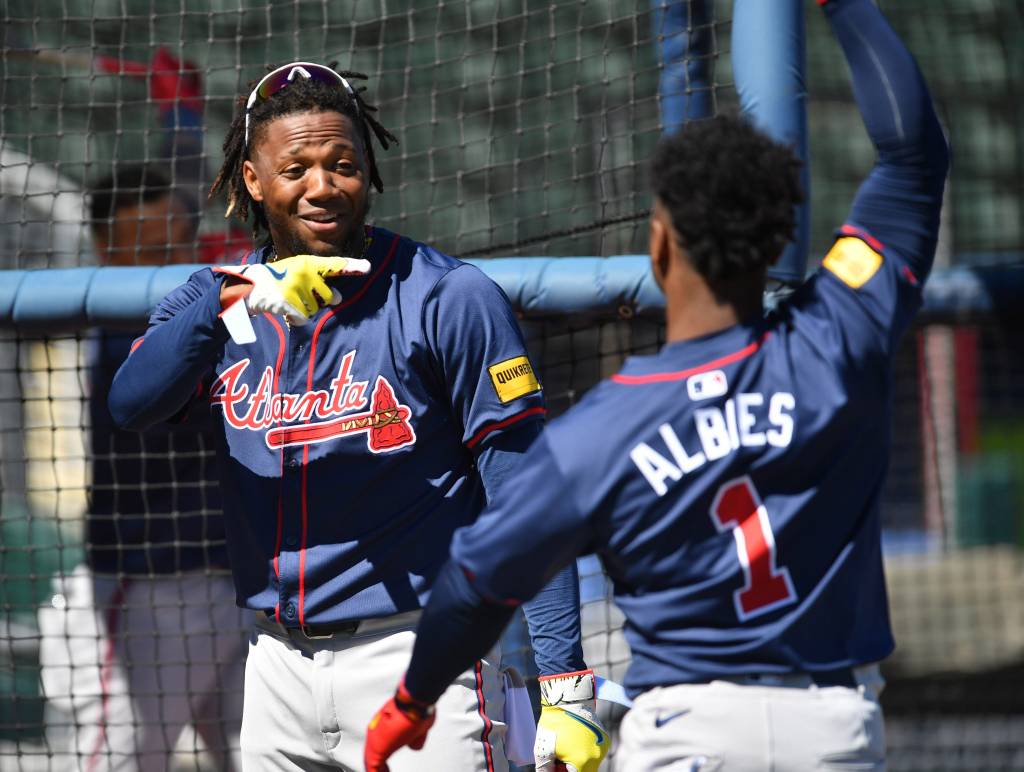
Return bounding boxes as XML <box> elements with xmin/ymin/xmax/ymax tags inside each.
<box><xmin>687</xmin><ymin>370</ymin><xmax>728</xmax><ymax>401</ymax></box>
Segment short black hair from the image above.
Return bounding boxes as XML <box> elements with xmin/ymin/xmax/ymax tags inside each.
<box><xmin>88</xmin><ymin>164</ymin><xmax>175</xmax><ymax>235</ymax></box>
<box><xmin>211</xmin><ymin>67</ymin><xmax>396</xmax><ymax>238</ymax></box>
<box><xmin>650</xmin><ymin>114</ymin><xmax>804</xmax><ymax>285</ymax></box>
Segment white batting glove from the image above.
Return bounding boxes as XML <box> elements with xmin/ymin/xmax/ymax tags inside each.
<box><xmin>220</xmin><ymin>254</ymin><xmax>371</xmax><ymax>326</ymax></box>
<box><xmin>535</xmin><ymin>669</ymin><xmax>611</xmax><ymax>772</ymax></box>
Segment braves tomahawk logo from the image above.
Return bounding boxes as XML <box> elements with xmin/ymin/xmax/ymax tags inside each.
<box><xmin>209</xmin><ymin>350</ymin><xmax>416</xmax><ymax>453</ymax></box>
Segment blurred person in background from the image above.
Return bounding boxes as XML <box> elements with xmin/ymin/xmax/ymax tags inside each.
<box><xmin>37</xmin><ymin>50</ymin><xmax>249</xmax><ymax>772</ymax></box>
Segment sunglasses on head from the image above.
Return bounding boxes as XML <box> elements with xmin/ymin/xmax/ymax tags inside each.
<box><xmin>244</xmin><ymin>62</ymin><xmax>358</xmax><ymax>147</ymax></box>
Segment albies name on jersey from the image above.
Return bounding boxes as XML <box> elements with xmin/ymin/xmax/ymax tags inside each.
<box><xmin>209</xmin><ymin>349</ymin><xmax>416</xmax><ymax>453</ymax></box>
<box><xmin>631</xmin><ymin>392</ymin><xmax>795</xmax><ymax>496</ymax></box>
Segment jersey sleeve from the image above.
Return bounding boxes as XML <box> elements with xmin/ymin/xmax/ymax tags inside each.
<box><xmin>452</xmin><ymin>432</ymin><xmax>595</xmax><ymax>604</ymax></box>
<box><xmin>108</xmin><ymin>267</ymin><xmax>229</xmax><ymax>431</ymax></box>
<box><xmin>799</xmin><ymin>0</ymin><xmax>949</xmax><ymax>363</ymax></box>
<box><xmin>423</xmin><ymin>264</ymin><xmax>546</xmax><ymax>450</ymax></box>
<box><xmin>800</xmin><ymin>225</ymin><xmax>923</xmax><ymax>369</ymax></box>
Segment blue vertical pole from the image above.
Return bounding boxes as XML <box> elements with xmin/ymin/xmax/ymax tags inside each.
<box><xmin>652</xmin><ymin>0</ymin><xmax>714</xmax><ymax>133</ymax></box>
<box><xmin>732</xmin><ymin>0</ymin><xmax>810</xmax><ymax>284</ymax></box>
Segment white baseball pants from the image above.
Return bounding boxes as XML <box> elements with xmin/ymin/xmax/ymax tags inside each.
<box><xmin>240</xmin><ymin>610</ymin><xmax>508</xmax><ymax>772</ymax></box>
<box><xmin>618</xmin><ymin>666</ymin><xmax>886</xmax><ymax>771</ymax></box>
<box><xmin>38</xmin><ymin>566</ymin><xmax>249</xmax><ymax>772</ymax></box>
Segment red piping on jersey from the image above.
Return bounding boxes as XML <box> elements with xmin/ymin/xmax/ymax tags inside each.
<box><xmin>268</xmin><ymin>314</ymin><xmax>286</xmax><ymax>394</ymax></box>
<box><xmin>296</xmin><ymin>231</ymin><xmax>402</xmax><ymax>626</ymax></box>
<box><xmin>307</xmin><ymin>230</ymin><xmax>400</xmax><ymax>389</ymax></box>
<box><xmin>839</xmin><ymin>223</ymin><xmax>885</xmax><ymax>253</ymax></box>
<box><xmin>611</xmin><ymin>332</ymin><xmax>771</xmax><ymax>385</ymax></box>
<box><xmin>474</xmin><ymin>661</ymin><xmax>496</xmax><ymax>772</ymax></box>
<box><xmin>839</xmin><ymin>223</ymin><xmax>919</xmax><ymax>284</ymax></box>
<box><xmin>129</xmin><ymin>336</ymin><xmax>145</xmax><ymax>353</ymax></box>
<box><xmin>86</xmin><ymin>580</ymin><xmax>128</xmax><ymax>772</ymax></box>
<box><xmin>901</xmin><ymin>264</ymin><xmax>919</xmax><ymax>286</ymax></box>
<box><xmin>310</xmin><ymin>232</ymin><xmax>402</xmax><ymax>343</ymax></box>
<box><xmin>299</xmin><ymin>443</ymin><xmax>310</xmax><ymax>625</ymax></box>
<box><xmin>265</xmin><ymin>315</ymin><xmax>287</xmax><ymax>623</ymax></box>
<box><xmin>465</xmin><ymin>406</ymin><xmax>547</xmax><ymax>450</ymax></box>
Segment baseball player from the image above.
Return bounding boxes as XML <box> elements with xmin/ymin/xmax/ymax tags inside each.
<box><xmin>364</xmin><ymin>1</ymin><xmax>949</xmax><ymax>770</ymax></box>
<box><xmin>108</xmin><ymin>62</ymin><xmax>601</xmax><ymax>770</ymax></box>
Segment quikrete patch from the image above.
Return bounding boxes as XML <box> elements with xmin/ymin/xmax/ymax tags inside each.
<box><xmin>488</xmin><ymin>356</ymin><xmax>542</xmax><ymax>403</ymax></box>
<box><xmin>823</xmin><ymin>236</ymin><xmax>883</xmax><ymax>289</ymax></box>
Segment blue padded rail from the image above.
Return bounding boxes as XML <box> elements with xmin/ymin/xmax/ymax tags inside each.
<box><xmin>1</xmin><ymin>264</ymin><xmax>202</xmax><ymax>333</ymax></box>
<box><xmin>464</xmin><ymin>256</ymin><xmax>663</xmax><ymax>318</ymax></box>
<box><xmin>0</xmin><ymin>258</ymin><xmax>1021</xmax><ymax>332</ymax></box>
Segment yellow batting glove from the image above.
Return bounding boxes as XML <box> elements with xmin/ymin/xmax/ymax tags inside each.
<box><xmin>534</xmin><ymin>669</ymin><xmax>611</xmax><ymax>772</ymax></box>
<box><xmin>227</xmin><ymin>254</ymin><xmax>371</xmax><ymax>326</ymax></box>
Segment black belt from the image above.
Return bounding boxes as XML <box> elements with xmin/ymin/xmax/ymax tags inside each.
<box><xmin>259</xmin><ymin>611</ymin><xmax>359</xmax><ymax>640</ymax></box>
<box><xmin>808</xmin><ymin>667</ymin><xmax>858</xmax><ymax>689</ymax></box>
<box><xmin>734</xmin><ymin>667</ymin><xmax>858</xmax><ymax>689</ymax></box>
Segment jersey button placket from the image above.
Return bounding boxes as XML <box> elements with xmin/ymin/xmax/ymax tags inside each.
<box><xmin>291</xmin><ymin>326</ymin><xmax>308</xmax><ymax>359</ymax></box>
<box><xmin>280</xmin><ymin>328</ymin><xmax>308</xmax><ymax>624</ymax></box>
<box><xmin>283</xmin><ymin>327</ymin><xmax>306</xmax><ymax>475</ymax></box>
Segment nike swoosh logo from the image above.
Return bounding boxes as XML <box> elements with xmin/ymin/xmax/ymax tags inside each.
<box><xmin>266</xmin><ymin>264</ymin><xmax>287</xmax><ymax>280</ymax></box>
<box><xmin>564</xmin><ymin>711</ymin><xmax>605</xmax><ymax>745</ymax></box>
<box><xmin>654</xmin><ymin>709</ymin><xmax>690</xmax><ymax>728</ymax></box>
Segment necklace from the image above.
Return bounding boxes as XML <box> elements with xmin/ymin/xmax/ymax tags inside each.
<box><xmin>268</xmin><ymin>225</ymin><xmax>374</xmax><ymax>263</ymax></box>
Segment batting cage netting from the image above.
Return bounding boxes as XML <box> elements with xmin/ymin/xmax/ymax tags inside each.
<box><xmin>1</xmin><ymin>0</ymin><xmax>1023</xmax><ymax>770</ymax></box>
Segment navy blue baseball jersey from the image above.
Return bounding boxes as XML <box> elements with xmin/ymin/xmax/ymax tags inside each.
<box><xmin>88</xmin><ymin>329</ymin><xmax>228</xmax><ymax>575</ymax></box>
<box><xmin>453</xmin><ymin>223</ymin><xmax>928</xmax><ymax>696</ymax></box>
<box><xmin>392</xmin><ymin>0</ymin><xmax>947</xmax><ymax>719</ymax></box>
<box><xmin>109</xmin><ymin>227</ymin><xmax>547</xmax><ymax>626</ymax></box>
<box><xmin>432</xmin><ymin>0</ymin><xmax>950</xmax><ymax>697</ymax></box>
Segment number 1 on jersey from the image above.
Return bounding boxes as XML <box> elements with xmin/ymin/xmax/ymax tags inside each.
<box><xmin>710</xmin><ymin>476</ymin><xmax>797</xmax><ymax>621</ymax></box>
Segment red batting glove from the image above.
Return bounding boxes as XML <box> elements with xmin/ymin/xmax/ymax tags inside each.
<box><xmin>364</xmin><ymin>681</ymin><xmax>436</xmax><ymax>772</ymax></box>
<box><xmin>149</xmin><ymin>47</ymin><xmax>203</xmax><ymax>112</ymax></box>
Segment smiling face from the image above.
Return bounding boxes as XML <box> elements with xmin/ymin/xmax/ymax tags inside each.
<box><xmin>242</xmin><ymin>110</ymin><xmax>370</xmax><ymax>259</ymax></box>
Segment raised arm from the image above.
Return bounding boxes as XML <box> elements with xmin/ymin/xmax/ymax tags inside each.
<box><xmin>825</xmin><ymin>0</ymin><xmax>949</xmax><ymax>284</ymax></box>
<box><xmin>109</xmin><ymin>252</ymin><xmax>372</xmax><ymax>429</ymax></box>
<box><xmin>365</xmin><ymin>433</ymin><xmax>606</xmax><ymax>772</ymax></box>
<box><xmin>476</xmin><ymin>426</ymin><xmax>586</xmax><ymax>678</ymax></box>
<box><xmin>108</xmin><ymin>270</ymin><xmax>230</xmax><ymax>430</ymax></box>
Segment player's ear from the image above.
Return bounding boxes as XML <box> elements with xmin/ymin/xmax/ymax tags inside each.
<box><xmin>242</xmin><ymin>160</ymin><xmax>263</xmax><ymax>202</ymax></box>
<box><xmin>649</xmin><ymin>203</ymin><xmax>671</xmax><ymax>291</ymax></box>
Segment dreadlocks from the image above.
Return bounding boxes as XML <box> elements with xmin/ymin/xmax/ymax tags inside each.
<box><xmin>210</xmin><ymin>68</ymin><xmax>397</xmax><ymax>239</ymax></box>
